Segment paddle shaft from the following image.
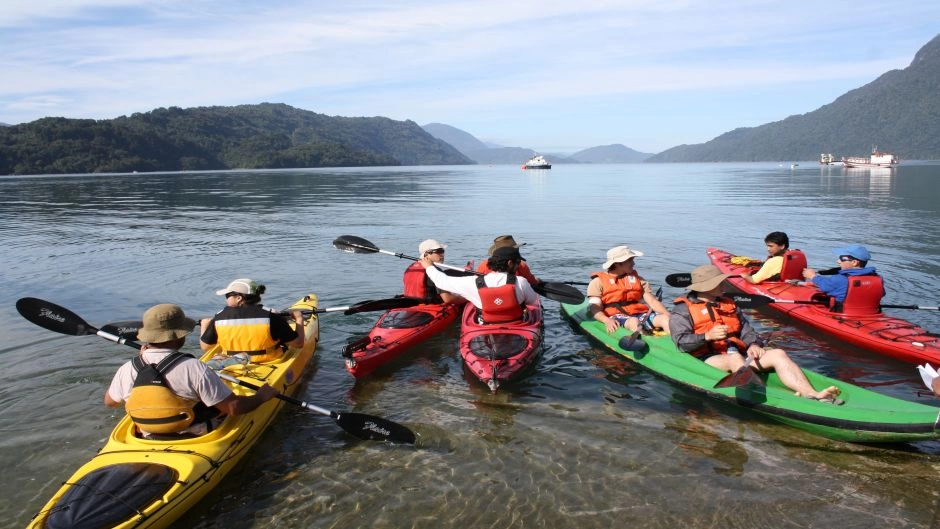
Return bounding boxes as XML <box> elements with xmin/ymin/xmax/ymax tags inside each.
<box><xmin>217</xmin><ymin>373</ymin><xmax>335</xmax><ymax>417</ymax></box>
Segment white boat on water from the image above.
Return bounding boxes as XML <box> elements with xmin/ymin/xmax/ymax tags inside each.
<box><xmin>819</xmin><ymin>153</ymin><xmax>842</xmax><ymax>166</ymax></box>
<box><xmin>842</xmin><ymin>147</ymin><xmax>899</xmax><ymax>168</ymax></box>
<box><xmin>522</xmin><ymin>154</ymin><xmax>551</xmax><ymax>170</ymax></box>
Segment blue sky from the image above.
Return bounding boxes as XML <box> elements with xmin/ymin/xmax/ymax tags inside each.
<box><xmin>2</xmin><ymin>1</ymin><xmax>938</xmax><ymax>154</ymax></box>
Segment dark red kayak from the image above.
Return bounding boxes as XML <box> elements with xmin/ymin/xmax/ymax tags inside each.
<box><xmin>459</xmin><ymin>300</ymin><xmax>543</xmax><ymax>392</ymax></box>
<box><xmin>708</xmin><ymin>247</ymin><xmax>940</xmax><ymax>365</ymax></box>
<box><xmin>343</xmin><ymin>303</ymin><xmax>460</xmax><ymax>377</ymax></box>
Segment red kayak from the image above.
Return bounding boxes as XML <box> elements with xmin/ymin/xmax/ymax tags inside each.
<box><xmin>707</xmin><ymin>247</ymin><xmax>940</xmax><ymax>365</ymax></box>
<box><xmin>343</xmin><ymin>303</ymin><xmax>460</xmax><ymax>377</ymax></box>
<box><xmin>459</xmin><ymin>300</ymin><xmax>543</xmax><ymax>392</ymax></box>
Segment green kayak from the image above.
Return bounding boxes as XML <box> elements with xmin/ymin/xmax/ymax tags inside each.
<box><xmin>562</xmin><ymin>300</ymin><xmax>940</xmax><ymax>443</ymax></box>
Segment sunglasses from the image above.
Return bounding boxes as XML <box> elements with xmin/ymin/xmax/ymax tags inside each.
<box><xmin>426</xmin><ymin>249</ymin><xmax>445</xmax><ymax>255</ymax></box>
<box><xmin>838</xmin><ymin>255</ymin><xmax>857</xmax><ymax>262</ymax></box>
<box><xmin>225</xmin><ymin>292</ymin><xmax>243</xmax><ymax>299</ymax></box>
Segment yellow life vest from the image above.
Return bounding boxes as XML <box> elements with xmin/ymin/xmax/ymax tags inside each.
<box><xmin>214</xmin><ymin>306</ymin><xmax>283</xmax><ymax>362</ymax></box>
<box><xmin>125</xmin><ymin>352</ymin><xmax>197</xmax><ymax>434</ymax></box>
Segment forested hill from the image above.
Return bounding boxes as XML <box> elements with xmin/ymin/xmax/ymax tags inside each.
<box><xmin>648</xmin><ymin>33</ymin><xmax>940</xmax><ymax>162</ymax></box>
<box><xmin>0</xmin><ymin>103</ymin><xmax>473</xmax><ymax>175</ymax></box>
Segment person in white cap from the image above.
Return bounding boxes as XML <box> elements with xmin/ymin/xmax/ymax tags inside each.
<box><xmin>199</xmin><ymin>278</ymin><xmax>305</xmax><ymax>362</ymax></box>
<box><xmin>587</xmin><ymin>245</ymin><xmax>670</xmax><ymax>334</ymax></box>
<box><xmin>475</xmin><ymin>235</ymin><xmax>540</xmax><ymax>286</ymax></box>
<box><xmin>670</xmin><ymin>265</ymin><xmax>842</xmax><ymax>403</ymax></box>
<box><xmin>105</xmin><ymin>304</ymin><xmax>277</xmax><ymax>438</ymax></box>
<box><xmin>403</xmin><ymin>239</ymin><xmax>465</xmax><ymax>304</ymax></box>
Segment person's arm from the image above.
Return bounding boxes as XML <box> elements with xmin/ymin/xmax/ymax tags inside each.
<box><xmin>199</xmin><ymin>317</ymin><xmax>217</xmax><ymax>352</ymax></box>
<box><xmin>744</xmin><ymin>256</ymin><xmax>782</xmax><ymax>284</ymax></box>
<box><xmin>669</xmin><ymin>305</ymin><xmax>706</xmax><ymax>353</ymax></box>
<box><xmin>424</xmin><ymin>262</ymin><xmax>474</xmax><ymax>299</ymax></box>
<box><xmin>212</xmin><ymin>385</ymin><xmax>278</xmax><ymax>416</ymax></box>
<box><xmin>516</xmin><ymin>277</ymin><xmax>539</xmax><ymax>305</ymax></box>
<box><xmin>287</xmin><ymin>311</ymin><xmax>305</xmax><ymax>348</ymax></box>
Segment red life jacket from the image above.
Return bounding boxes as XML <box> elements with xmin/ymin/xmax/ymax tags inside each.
<box><xmin>591</xmin><ymin>271</ymin><xmax>647</xmax><ymax>316</ymax></box>
<box><xmin>475</xmin><ymin>275</ymin><xmax>524</xmax><ymax>323</ymax></box>
<box><xmin>402</xmin><ymin>262</ymin><xmax>441</xmax><ymax>303</ymax></box>
<box><xmin>839</xmin><ymin>274</ymin><xmax>884</xmax><ymax>316</ymax></box>
<box><xmin>674</xmin><ymin>296</ymin><xmax>744</xmax><ymax>357</ymax></box>
<box><xmin>778</xmin><ymin>249</ymin><xmax>808</xmax><ymax>281</ymax></box>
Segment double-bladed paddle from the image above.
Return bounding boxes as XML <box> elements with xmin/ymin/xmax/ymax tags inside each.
<box><xmin>15</xmin><ymin>297</ymin><xmax>417</xmax><ymax>444</ymax></box>
<box><xmin>332</xmin><ymin>235</ymin><xmax>586</xmax><ymax>304</ymax></box>
<box><xmin>99</xmin><ymin>297</ymin><xmax>426</xmax><ymax>340</ymax></box>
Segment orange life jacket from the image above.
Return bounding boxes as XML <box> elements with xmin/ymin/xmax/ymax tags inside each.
<box><xmin>674</xmin><ymin>296</ymin><xmax>743</xmax><ymax>357</ymax></box>
<box><xmin>476</xmin><ymin>275</ymin><xmax>524</xmax><ymax>323</ymax></box>
<box><xmin>592</xmin><ymin>271</ymin><xmax>647</xmax><ymax>316</ymax></box>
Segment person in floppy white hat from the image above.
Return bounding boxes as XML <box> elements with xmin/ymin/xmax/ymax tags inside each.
<box><xmin>104</xmin><ymin>304</ymin><xmax>278</xmax><ymax>438</ymax></box>
<box><xmin>670</xmin><ymin>265</ymin><xmax>842</xmax><ymax>403</ymax></box>
<box><xmin>402</xmin><ymin>239</ymin><xmax>465</xmax><ymax>304</ymax></box>
<box><xmin>199</xmin><ymin>278</ymin><xmax>305</xmax><ymax>362</ymax></box>
<box><xmin>476</xmin><ymin>235</ymin><xmax>540</xmax><ymax>286</ymax></box>
<box><xmin>587</xmin><ymin>245</ymin><xmax>670</xmax><ymax>334</ymax></box>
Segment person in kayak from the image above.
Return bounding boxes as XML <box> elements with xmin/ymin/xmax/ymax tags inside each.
<box><xmin>670</xmin><ymin>265</ymin><xmax>842</xmax><ymax>403</ymax></box>
<box><xmin>421</xmin><ymin>245</ymin><xmax>539</xmax><ymax>323</ymax></box>
<box><xmin>587</xmin><ymin>245</ymin><xmax>670</xmax><ymax>334</ymax></box>
<box><xmin>801</xmin><ymin>244</ymin><xmax>884</xmax><ymax>310</ymax></box>
<box><xmin>403</xmin><ymin>239</ymin><xmax>465</xmax><ymax>304</ymax></box>
<box><xmin>476</xmin><ymin>235</ymin><xmax>541</xmax><ymax>286</ymax></box>
<box><xmin>199</xmin><ymin>278</ymin><xmax>305</xmax><ymax>363</ymax></box>
<box><xmin>105</xmin><ymin>304</ymin><xmax>278</xmax><ymax>439</ymax></box>
<box><xmin>739</xmin><ymin>231</ymin><xmax>799</xmax><ymax>283</ymax></box>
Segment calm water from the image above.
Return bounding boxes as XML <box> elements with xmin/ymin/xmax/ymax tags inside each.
<box><xmin>2</xmin><ymin>163</ymin><xmax>940</xmax><ymax>528</ymax></box>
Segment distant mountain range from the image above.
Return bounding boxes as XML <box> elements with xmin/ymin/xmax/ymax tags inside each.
<box><xmin>421</xmin><ymin>122</ymin><xmax>653</xmax><ymax>164</ymax></box>
<box><xmin>648</xmin><ymin>33</ymin><xmax>940</xmax><ymax>162</ymax></box>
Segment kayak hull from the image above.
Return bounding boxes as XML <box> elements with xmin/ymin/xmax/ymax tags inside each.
<box><xmin>344</xmin><ymin>303</ymin><xmax>459</xmax><ymax>378</ymax></box>
<box><xmin>29</xmin><ymin>294</ymin><xmax>321</xmax><ymax>529</ymax></box>
<box><xmin>707</xmin><ymin>247</ymin><xmax>940</xmax><ymax>365</ymax></box>
<box><xmin>562</xmin><ymin>299</ymin><xmax>940</xmax><ymax>443</ymax></box>
<box><xmin>459</xmin><ymin>300</ymin><xmax>543</xmax><ymax>392</ymax></box>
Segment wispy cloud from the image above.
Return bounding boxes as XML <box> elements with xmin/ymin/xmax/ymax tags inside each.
<box><xmin>1</xmin><ymin>0</ymin><xmax>937</xmax><ymax>151</ymax></box>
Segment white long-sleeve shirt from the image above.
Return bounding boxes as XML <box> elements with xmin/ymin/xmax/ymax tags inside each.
<box><xmin>424</xmin><ymin>266</ymin><xmax>540</xmax><ymax>309</ymax></box>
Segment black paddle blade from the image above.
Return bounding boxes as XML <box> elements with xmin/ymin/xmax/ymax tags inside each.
<box><xmin>617</xmin><ymin>332</ymin><xmax>647</xmax><ymax>353</ymax></box>
<box><xmin>664</xmin><ymin>273</ymin><xmax>692</xmax><ymax>288</ymax></box>
<box><xmin>728</xmin><ymin>293</ymin><xmax>774</xmax><ymax>308</ymax></box>
<box><xmin>16</xmin><ymin>297</ymin><xmax>99</xmax><ymax>336</ymax></box>
<box><xmin>714</xmin><ymin>364</ymin><xmax>765</xmax><ymax>389</ymax></box>
<box><xmin>100</xmin><ymin>320</ymin><xmax>142</xmax><ymax>340</ymax></box>
<box><xmin>534</xmin><ymin>282</ymin><xmax>585</xmax><ymax>304</ymax></box>
<box><xmin>336</xmin><ymin>412</ymin><xmax>417</xmax><ymax>444</ymax></box>
<box><xmin>344</xmin><ymin>297</ymin><xmax>424</xmax><ymax>315</ymax></box>
<box><xmin>333</xmin><ymin>235</ymin><xmax>379</xmax><ymax>254</ymax></box>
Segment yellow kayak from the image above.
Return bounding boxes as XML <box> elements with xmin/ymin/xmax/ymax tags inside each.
<box><xmin>27</xmin><ymin>293</ymin><xmax>320</xmax><ymax>529</ymax></box>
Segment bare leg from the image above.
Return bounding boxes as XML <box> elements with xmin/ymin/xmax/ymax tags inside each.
<box><xmin>705</xmin><ymin>351</ymin><xmax>745</xmax><ymax>372</ymax></box>
<box><xmin>756</xmin><ymin>348</ymin><xmax>840</xmax><ymax>399</ymax></box>
<box><xmin>652</xmin><ymin>313</ymin><xmax>670</xmax><ymax>334</ymax></box>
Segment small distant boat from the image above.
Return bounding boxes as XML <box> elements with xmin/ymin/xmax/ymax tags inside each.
<box><xmin>842</xmin><ymin>147</ymin><xmax>899</xmax><ymax>169</ymax></box>
<box><xmin>522</xmin><ymin>154</ymin><xmax>551</xmax><ymax>170</ymax></box>
<box><xmin>819</xmin><ymin>153</ymin><xmax>842</xmax><ymax>166</ymax></box>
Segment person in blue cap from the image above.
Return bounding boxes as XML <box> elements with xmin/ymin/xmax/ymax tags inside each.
<box><xmin>801</xmin><ymin>244</ymin><xmax>881</xmax><ymax>303</ymax></box>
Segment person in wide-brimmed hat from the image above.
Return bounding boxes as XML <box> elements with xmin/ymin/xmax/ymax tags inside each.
<box><xmin>669</xmin><ymin>265</ymin><xmax>843</xmax><ymax>403</ymax></box>
<box><xmin>199</xmin><ymin>278</ymin><xmax>305</xmax><ymax>362</ymax></box>
<box><xmin>476</xmin><ymin>235</ymin><xmax>540</xmax><ymax>286</ymax></box>
<box><xmin>802</xmin><ymin>243</ymin><xmax>883</xmax><ymax>308</ymax></box>
<box><xmin>104</xmin><ymin>304</ymin><xmax>278</xmax><ymax>438</ymax></box>
<box><xmin>587</xmin><ymin>245</ymin><xmax>670</xmax><ymax>335</ymax></box>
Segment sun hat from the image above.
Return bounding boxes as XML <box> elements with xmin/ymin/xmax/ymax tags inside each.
<box><xmin>215</xmin><ymin>278</ymin><xmax>262</xmax><ymax>296</ymax></box>
<box><xmin>137</xmin><ymin>304</ymin><xmax>196</xmax><ymax>343</ymax></box>
<box><xmin>491</xmin><ymin>245</ymin><xmax>523</xmax><ymax>261</ymax></box>
<box><xmin>419</xmin><ymin>239</ymin><xmax>447</xmax><ymax>254</ymax></box>
<box><xmin>832</xmin><ymin>244</ymin><xmax>871</xmax><ymax>261</ymax></box>
<box><xmin>686</xmin><ymin>264</ymin><xmax>732</xmax><ymax>292</ymax></box>
<box><xmin>488</xmin><ymin>235</ymin><xmax>527</xmax><ymax>256</ymax></box>
<box><xmin>602</xmin><ymin>245</ymin><xmax>644</xmax><ymax>269</ymax></box>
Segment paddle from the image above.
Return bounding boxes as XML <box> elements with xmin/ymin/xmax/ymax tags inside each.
<box><xmin>100</xmin><ymin>297</ymin><xmax>426</xmax><ymax>340</ymax></box>
<box><xmin>332</xmin><ymin>235</ymin><xmax>586</xmax><ymax>304</ymax></box>
<box><xmin>617</xmin><ymin>287</ymin><xmax>663</xmax><ymax>353</ymax></box>
<box><xmin>714</xmin><ymin>355</ymin><xmax>765</xmax><ymax>389</ymax></box>
<box><xmin>15</xmin><ymin>297</ymin><xmax>417</xmax><ymax>444</ymax></box>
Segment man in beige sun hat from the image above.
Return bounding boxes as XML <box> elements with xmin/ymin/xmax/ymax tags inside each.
<box><xmin>587</xmin><ymin>245</ymin><xmax>670</xmax><ymax>334</ymax></box>
<box><xmin>476</xmin><ymin>235</ymin><xmax>540</xmax><ymax>285</ymax></box>
<box><xmin>669</xmin><ymin>265</ymin><xmax>842</xmax><ymax>403</ymax></box>
<box><xmin>105</xmin><ymin>304</ymin><xmax>278</xmax><ymax>438</ymax></box>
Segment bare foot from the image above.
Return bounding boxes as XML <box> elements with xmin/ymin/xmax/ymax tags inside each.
<box><xmin>813</xmin><ymin>385</ymin><xmax>841</xmax><ymax>400</ymax></box>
